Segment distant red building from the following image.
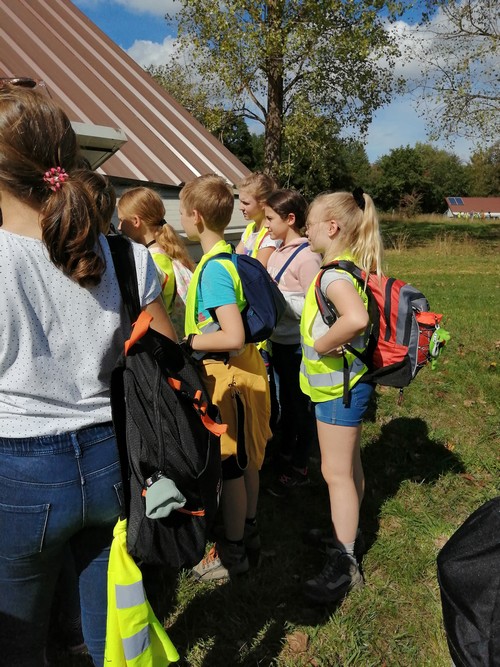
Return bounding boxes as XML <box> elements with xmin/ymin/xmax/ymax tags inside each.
<box><xmin>445</xmin><ymin>197</ymin><xmax>500</xmax><ymax>219</ymax></box>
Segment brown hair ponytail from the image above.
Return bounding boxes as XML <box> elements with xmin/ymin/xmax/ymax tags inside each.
<box><xmin>0</xmin><ymin>84</ymin><xmax>105</xmax><ymax>286</ymax></box>
<box><xmin>40</xmin><ymin>181</ymin><xmax>104</xmax><ymax>286</ymax></box>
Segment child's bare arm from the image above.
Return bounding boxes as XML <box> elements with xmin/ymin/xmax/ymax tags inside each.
<box><xmin>190</xmin><ymin>303</ymin><xmax>245</xmax><ymax>353</ymax></box>
<box><xmin>255</xmin><ymin>246</ymin><xmax>275</xmax><ymax>268</ymax></box>
<box><xmin>146</xmin><ymin>295</ymin><xmax>178</xmax><ymax>342</ymax></box>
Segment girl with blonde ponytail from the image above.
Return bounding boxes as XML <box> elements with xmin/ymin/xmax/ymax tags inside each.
<box><xmin>118</xmin><ymin>186</ymin><xmax>194</xmax><ymax>335</ymax></box>
<box><xmin>299</xmin><ymin>188</ymin><xmax>383</xmax><ymax>605</ymax></box>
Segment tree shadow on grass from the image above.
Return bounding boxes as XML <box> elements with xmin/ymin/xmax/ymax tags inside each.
<box><xmin>360</xmin><ymin>414</ymin><xmax>466</xmax><ymax>551</ymax></box>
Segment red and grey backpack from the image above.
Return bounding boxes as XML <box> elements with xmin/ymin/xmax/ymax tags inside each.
<box><xmin>315</xmin><ymin>260</ymin><xmax>449</xmax><ymax>403</ymax></box>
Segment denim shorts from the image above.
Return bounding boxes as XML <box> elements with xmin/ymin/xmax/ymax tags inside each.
<box><xmin>314</xmin><ymin>381</ymin><xmax>374</xmax><ymax>427</ymax></box>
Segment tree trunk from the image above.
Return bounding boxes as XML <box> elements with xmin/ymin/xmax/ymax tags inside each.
<box><xmin>263</xmin><ymin>0</ymin><xmax>285</xmax><ymax>182</ymax></box>
<box><xmin>264</xmin><ymin>72</ymin><xmax>283</xmax><ymax>181</ymax></box>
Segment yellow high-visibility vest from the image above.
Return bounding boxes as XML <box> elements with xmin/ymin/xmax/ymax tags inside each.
<box><xmin>184</xmin><ymin>239</ymin><xmax>245</xmax><ymax>336</ymax></box>
<box><xmin>242</xmin><ymin>222</ymin><xmax>269</xmax><ymax>258</ymax></box>
<box><xmin>299</xmin><ymin>254</ymin><xmax>370</xmax><ymax>403</ymax></box>
<box><xmin>105</xmin><ymin>519</ymin><xmax>179</xmax><ymax>666</ymax></box>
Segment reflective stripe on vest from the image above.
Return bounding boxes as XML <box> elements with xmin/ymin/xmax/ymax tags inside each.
<box><xmin>299</xmin><ymin>258</ymin><xmax>369</xmax><ymax>403</ymax></box>
<box><xmin>115</xmin><ymin>580</ymin><xmax>151</xmax><ymax>661</ymax></box>
<box><xmin>184</xmin><ymin>240</ymin><xmax>246</xmax><ymax>335</ymax></box>
<box><xmin>116</xmin><ymin>581</ymin><xmax>145</xmax><ymax>609</ymax></box>
<box><xmin>300</xmin><ymin>355</ymin><xmax>366</xmax><ymax>387</ymax></box>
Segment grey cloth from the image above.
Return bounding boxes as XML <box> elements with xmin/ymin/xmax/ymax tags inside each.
<box><xmin>145</xmin><ymin>476</ymin><xmax>186</xmax><ymax>519</ymax></box>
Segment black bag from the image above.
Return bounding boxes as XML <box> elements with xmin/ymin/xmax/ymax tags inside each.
<box><xmin>108</xmin><ymin>235</ymin><xmax>223</xmax><ymax>568</ymax></box>
<box><xmin>437</xmin><ymin>496</ymin><xmax>500</xmax><ymax>666</ymax></box>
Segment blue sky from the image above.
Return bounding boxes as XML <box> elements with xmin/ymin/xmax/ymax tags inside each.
<box><xmin>74</xmin><ymin>0</ymin><xmax>476</xmax><ymax>164</ymax></box>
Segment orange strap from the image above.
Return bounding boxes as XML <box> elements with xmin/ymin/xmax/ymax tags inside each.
<box><xmin>200</xmin><ymin>411</ymin><xmax>228</xmax><ymax>437</ymax></box>
<box><xmin>166</xmin><ymin>379</ymin><xmax>228</xmax><ymax>437</ymax></box>
<box><xmin>124</xmin><ymin>311</ymin><xmax>153</xmax><ymax>355</ymax></box>
<box><xmin>177</xmin><ymin>507</ymin><xmax>206</xmax><ymax>517</ymax></box>
<box><xmin>167</xmin><ymin>377</ymin><xmax>182</xmax><ymax>391</ymax></box>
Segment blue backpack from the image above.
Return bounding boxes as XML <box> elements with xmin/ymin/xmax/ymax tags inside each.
<box><xmin>202</xmin><ymin>252</ymin><xmax>287</xmax><ymax>343</ymax></box>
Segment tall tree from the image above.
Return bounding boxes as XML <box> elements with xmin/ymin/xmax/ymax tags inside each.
<box><xmin>371</xmin><ymin>143</ymin><xmax>469</xmax><ymax>213</ymax></box>
<box><xmin>414</xmin><ymin>0</ymin><xmax>499</xmax><ymax>144</ymax></box>
<box><xmin>466</xmin><ymin>142</ymin><xmax>500</xmax><ymax>196</ymax></box>
<box><xmin>167</xmin><ymin>0</ymin><xmax>403</xmax><ymax>179</ymax></box>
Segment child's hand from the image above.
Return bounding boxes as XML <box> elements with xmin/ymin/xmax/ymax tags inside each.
<box><xmin>314</xmin><ymin>336</ymin><xmax>345</xmax><ymax>357</ymax></box>
<box><xmin>323</xmin><ymin>344</ymin><xmax>345</xmax><ymax>358</ymax></box>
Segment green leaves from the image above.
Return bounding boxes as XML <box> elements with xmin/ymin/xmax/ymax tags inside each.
<box><xmin>414</xmin><ymin>0</ymin><xmax>499</xmax><ymax>144</ymax></box>
<box><xmin>172</xmin><ymin>0</ymin><xmax>404</xmax><ymax>177</ymax></box>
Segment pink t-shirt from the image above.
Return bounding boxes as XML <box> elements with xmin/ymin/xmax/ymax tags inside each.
<box><xmin>267</xmin><ymin>237</ymin><xmax>322</xmax><ymax>344</ymax></box>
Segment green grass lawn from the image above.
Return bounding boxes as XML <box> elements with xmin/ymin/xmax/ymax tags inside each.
<box><xmin>62</xmin><ymin>221</ymin><xmax>499</xmax><ymax>667</ymax></box>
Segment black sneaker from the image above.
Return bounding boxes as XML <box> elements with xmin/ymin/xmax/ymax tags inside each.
<box><xmin>244</xmin><ymin>522</ymin><xmax>262</xmax><ymax>568</ymax></box>
<box><xmin>303</xmin><ymin>528</ymin><xmax>366</xmax><ymax>559</ymax></box>
<box><xmin>303</xmin><ymin>550</ymin><xmax>364</xmax><ymax>604</ymax></box>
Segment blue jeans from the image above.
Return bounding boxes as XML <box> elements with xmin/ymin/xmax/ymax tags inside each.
<box><xmin>0</xmin><ymin>423</ymin><xmax>122</xmax><ymax>667</ymax></box>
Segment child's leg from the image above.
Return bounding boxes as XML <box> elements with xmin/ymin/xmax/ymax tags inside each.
<box><xmin>316</xmin><ymin>421</ymin><xmax>363</xmax><ymax>546</ymax></box>
<box><xmin>221</xmin><ymin>476</ymin><xmax>247</xmax><ymax>542</ymax></box>
<box><xmin>243</xmin><ymin>463</ymin><xmax>259</xmax><ymax>519</ymax></box>
<box><xmin>303</xmin><ymin>383</ymin><xmax>373</xmax><ymax>604</ymax></box>
<box><xmin>192</xmin><ymin>459</ymin><xmax>250</xmax><ymax>581</ymax></box>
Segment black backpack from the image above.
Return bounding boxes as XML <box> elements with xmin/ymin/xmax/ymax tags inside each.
<box><xmin>202</xmin><ymin>252</ymin><xmax>287</xmax><ymax>343</ymax></box>
<box><xmin>437</xmin><ymin>497</ymin><xmax>500</xmax><ymax>666</ymax></box>
<box><xmin>107</xmin><ymin>235</ymin><xmax>223</xmax><ymax>568</ymax></box>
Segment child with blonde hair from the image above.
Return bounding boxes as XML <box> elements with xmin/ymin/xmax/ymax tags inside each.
<box><xmin>236</xmin><ymin>173</ymin><xmax>281</xmax><ymax>426</ymax></box>
<box><xmin>300</xmin><ymin>188</ymin><xmax>382</xmax><ymax>604</ymax></box>
<box><xmin>117</xmin><ymin>187</ymin><xmax>194</xmax><ymax>335</ymax></box>
<box><xmin>235</xmin><ymin>172</ymin><xmax>280</xmax><ymax>267</ymax></box>
<box><xmin>180</xmin><ymin>174</ymin><xmax>271</xmax><ymax>581</ymax></box>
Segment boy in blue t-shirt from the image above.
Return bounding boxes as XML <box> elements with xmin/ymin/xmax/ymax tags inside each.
<box><xmin>181</xmin><ymin>174</ymin><xmax>271</xmax><ymax>581</ymax></box>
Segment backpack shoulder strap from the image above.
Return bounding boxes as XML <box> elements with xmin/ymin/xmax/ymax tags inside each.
<box><xmin>274</xmin><ymin>242</ymin><xmax>308</xmax><ymax>284</ymax></box>
<box><xmin>314</xmin><ymin>261</ymin><xmax>343</xmax><ymax>326</ymax></box>
<box><xmin>107</xmin><ymin>234</ymin><xmax>141</xmax><ymax>323</ymax></box>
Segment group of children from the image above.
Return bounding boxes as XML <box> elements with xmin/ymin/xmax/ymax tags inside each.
<box><xmin>0</xmin><ymin>83</ymin><xmax>384</xmax><ymax>666</ymax></box>
<box><xmin>115</xmin><ymin>172</ymin><xmax>382</xmax><ymax>609</ymax></box>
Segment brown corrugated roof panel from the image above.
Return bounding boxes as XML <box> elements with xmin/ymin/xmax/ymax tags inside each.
<box><xmin>0</xmin><ymin>0</ymin><xmax>251</xmax><ymax>187</ymax></box>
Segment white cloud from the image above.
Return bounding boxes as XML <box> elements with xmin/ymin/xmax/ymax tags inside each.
<box><xmin>127</xmin><ymin>36</ymin><xmax>178</xmax><ymax>67</ymax></box>
<box><xmin>113</xmin><ymin>0</ymin><xmax>177</xmax><ymax>16</ymax></box>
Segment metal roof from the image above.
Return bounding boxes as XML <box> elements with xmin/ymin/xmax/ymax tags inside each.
<box><xmin>445</xmin><ymin>197</ymin><xmax>500</xmax><ymax>215</ymax></box>
<box><xmin>0</xmin><ymin>0</ymin><xmax>251</xmax><ymax>187</ymax></box>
